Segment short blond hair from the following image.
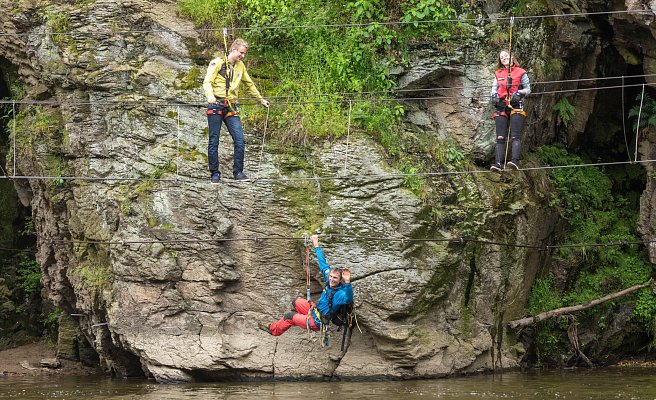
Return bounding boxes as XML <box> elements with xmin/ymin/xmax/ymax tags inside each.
<box><xmin>230</xmin><ymin>38</ymin><xmax>249</xmax><ymax>52</ymax></box>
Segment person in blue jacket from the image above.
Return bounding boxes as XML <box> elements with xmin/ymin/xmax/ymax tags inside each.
<box><xmin>259</xmin><ymin>235</ymin><xmax>353</xmax><ymax>336</ymax></box>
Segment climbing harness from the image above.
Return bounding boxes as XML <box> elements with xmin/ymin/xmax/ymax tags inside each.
<box><xmin>317</xmin><ymin>278</ymin><xmax>358</xmax><ymax>351</ymax></box>
<box><xmin>205</xmin><ymin>99</ymin><xmax>239</xmax><ymax>119</ymax></box>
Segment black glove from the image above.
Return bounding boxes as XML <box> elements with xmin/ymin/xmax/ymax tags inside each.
<box><xmin>510</xmin><ymin>92</ymin><xmax>523</xmax><ymax>103</ymax></box>
<box><xmin>490</xmin><ymin>94</ymin><xmax>499</xmax><ymax>104</ymax></box>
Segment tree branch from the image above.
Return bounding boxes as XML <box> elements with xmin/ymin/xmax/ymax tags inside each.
<box><xmin>506</xmin><ymin>279</ymin><xmax>654</xmax><ymax>330</ymax></box>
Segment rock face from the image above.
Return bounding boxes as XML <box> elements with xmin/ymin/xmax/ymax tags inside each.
<box><xmin>0</xmin><ymin>0</ymin><xmax>653</xmax><ymax>382</ymax></box>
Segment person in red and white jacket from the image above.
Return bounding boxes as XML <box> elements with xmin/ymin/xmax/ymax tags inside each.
<box><xmin>490</xmin><ymin>50</ymin><xmax>531</xmax><ymax>172</ymax></box>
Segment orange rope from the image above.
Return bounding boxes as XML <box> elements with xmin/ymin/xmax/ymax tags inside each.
<box><xmin>305</xmin><ymin>245</ymin><xmax>311</xmax><ymax>301</ymax></box>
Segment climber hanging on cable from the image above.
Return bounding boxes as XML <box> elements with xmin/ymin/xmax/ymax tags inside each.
<box><xmin>489</xmin><ymin>49</ymin><xmax>531</xmax><ymax>172</ymax></box>
<box><xmin>203</xmin><ymin>37</ymin><xmax>270</xmax><ymax>184</ymax></box>
<box><xmin>258</xmin><ymin>235</ymin><xmax>353</xmax><ymax>342</ymax></box>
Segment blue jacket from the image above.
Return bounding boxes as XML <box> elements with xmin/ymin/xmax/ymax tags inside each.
<box><xmin>311</xmin><ymin>247</ymin><xmax>353</xmax><ymax>328</ymax></box>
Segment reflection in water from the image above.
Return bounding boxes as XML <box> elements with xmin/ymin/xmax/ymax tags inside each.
<box><xmin>1</xmin><ymin>369</ymin><xmax>655</xmax><ymax>399</ymax></box>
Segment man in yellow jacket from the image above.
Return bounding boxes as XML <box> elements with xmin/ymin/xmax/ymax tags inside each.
<box><xmin>203</xmin><ymin>38</ymin><xmax>270</xmax><ymax>183</ymax></box>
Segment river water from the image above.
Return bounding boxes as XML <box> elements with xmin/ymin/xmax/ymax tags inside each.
<box><xmin>1</xmin><ymin>368</ymin><xmax>654</xmax><ymax>399</ymax></box>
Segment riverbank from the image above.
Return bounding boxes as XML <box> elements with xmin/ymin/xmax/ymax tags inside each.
<box><xmin>0</xmin><ymin>342</ymin><xmax>99</xmax><ymax>376</ymax></box>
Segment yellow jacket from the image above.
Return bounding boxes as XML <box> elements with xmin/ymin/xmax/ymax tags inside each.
<box><xmin>202</xmin><ymin>57</ymin><xmax>264</xmax><ymax>103</ymax></box>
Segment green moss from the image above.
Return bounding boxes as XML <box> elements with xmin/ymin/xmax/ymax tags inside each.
<box><xmin>176</xmin><ymin>66</ymin><xmax>203</xmax><ymax>90</ymax></box>
<box><xmin>71</xmin><ymin>244</ymin><xmax>111</xmax><ymax>290</ymax></box>
<box><xmin>269</xmin><ymin>141</ymin><xmax>332</xmax><ymax>233</ymax></box>
<box><xmin>619</xmin><ymin>47</ymin><xmax>641</xmax><ymax>66</ymax></box>
<box><xmin>178</xmin><ymin>143</ymin><xmax>206</xmax><ymax>162</ymax></box>
<box><xmin>11</xmin><ymin>106</ymin><xmax>64</xmax><ymax>155</ymax></box>
<box><xmin>120</xmin><ymin>200</ymin><xmax>133</xmax><ymax>216</ymax></box>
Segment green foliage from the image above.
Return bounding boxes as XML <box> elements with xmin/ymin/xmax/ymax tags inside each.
<box><xmin>553</xmin><ymin>97</ymin><xmax>576</xmax><ymax>127</ymax></box>
<box><xmin>19</xmin><ymin>216</ymin><xmax>34</xmax><ymax>237</ymax></box>
<box><xmin>536</xmin><ymin>146</ymin><xmax>612</xmax><ymax>217</ymax></box>
<box><xmin>399</xmin><ymin>160</ymin><xmax>425</xmax><ymax>195</ymax></box>
<box><xmin>634</xmin><ymin>288</ymin><xmax>656</xmax><ymax>348</ymax></box>
<box><xmin>400</xmin><ymin>0</ymin><xmax>456</xmax><ymax>38</ymax></box>
<box><xmin>527</xmin><ymin>274</ymin><xmax>561</xmax><ymax>314</ymax></box>
<box><xmin>43</xmin><ymin>308</ymin><xmax>61</xmax><ymax>336</ymax></box>
<box><xmin>433</xmin><ymin>140</ymin><xmax>465</xmax><ymax>167</ymax></box>
<box><xmin>526</xmin><ymin>275</ymin><xmax>566</xmax><ymax>362</ymax></box>
<box><xmin>177</xmin><ymin>0</ymin><xmax>461</xmax><ymax>140</ymax></box>
<box><xmin>43</xmin><ymin>9</ymin><xmax>70</xmax><ymax>33</ymax></box>
<box><xmin>530</xmin><ymin>145</ymin><xmax>656</xmax><ymax>358</ymax></box>
<box><xmin>16</xmin><ymin>256</ymin><xmax>41</xmax><ymax>297</ymax></box>
<box><xmin>629</xmin><ymin>93</ymin><xmax>656</xmax><ymax>132</ymax></box>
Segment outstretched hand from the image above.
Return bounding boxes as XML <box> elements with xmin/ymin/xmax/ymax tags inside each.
<box><xmin>310</xmin><ymin>234</ymin><xmax>319</xmax><ymax>248</ymax></box>
<box><xmin>342</xmin><ymin>267</ymin><xmax>351</xmax><ymax>284</ymax></box>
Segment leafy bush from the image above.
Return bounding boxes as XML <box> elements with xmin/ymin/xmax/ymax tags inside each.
<box><xmin>16</xmin><ymin>256</ymin><xmax>41</xmax><ymax>298</ymax></box>
<box><xmin>178</xmin><ymin>0</ymin><xmax>463</xmax><ymax>141</ymax></box>
<box><xmin>530</xmin><ymin>145</ymin><xmax>656</xmax><ymax>356</ymax></box>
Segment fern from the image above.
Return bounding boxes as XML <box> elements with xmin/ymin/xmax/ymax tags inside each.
<box><xmin>553</xmin><ymin>97</ymin><xmax>576</xmax><ymax>127</ymax></box>
<box><xmin>628</xmin><ymin>93</ymin><xmax>656</xmax><ymax>132</ymax></box>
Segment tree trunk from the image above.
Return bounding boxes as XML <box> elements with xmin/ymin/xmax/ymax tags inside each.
<box><xmin>506</xmin><ymin>279</ymin><xmax>654</xmax><ymax>330</ymax></box>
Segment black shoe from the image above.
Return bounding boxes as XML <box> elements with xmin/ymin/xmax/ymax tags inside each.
<box><xmin>234</xmin><ymin>172</ymin><xmax>248</xmax><ymax>180</ymax></box>
<box><xmin>257</xmin><ymin>321</ymin><xmax>272</xmax><ymax>335</ymax></box>
<box><xmin>490</xmin><ymin>163</ymin><xmax>502</xmax><ymax>172</ymax></box>
<box><xmin>283</xmin><ymin>311</ymin><xmax>296</xmax><ymax>321</ymax></box>
<box><xmin>210</xmin><ymin>172</ymin><xmax>221</xmax><ymax>184</ymax></box>
<box><xmin>506</xmin><ymin>161</ymin><xmax>519</xmax><ymax>170</ymax></box>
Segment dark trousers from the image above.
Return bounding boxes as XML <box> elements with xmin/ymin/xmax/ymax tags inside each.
<box><xmin>207</xmin><ymin>103</ymin><xmax>244</xmax><ymax>176</ymax></box>
<box><xmin>494</xmin><ymin>103</ymin><xmax>525</xmax><ymax>165</ymax></box>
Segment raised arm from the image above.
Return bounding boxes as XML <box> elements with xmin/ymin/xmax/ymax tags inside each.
<box><xmin>311</xmin><ymin>235</ymin><xmax>331</xmax><ymax>283</ymax></box>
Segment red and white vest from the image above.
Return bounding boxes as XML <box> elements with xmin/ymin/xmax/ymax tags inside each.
<box><xmin>495</xmin><ymin>67</ymin><xmax>526</xmax><ymax>98</ymax></box>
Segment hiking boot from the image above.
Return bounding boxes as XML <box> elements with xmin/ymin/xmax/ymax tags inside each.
<box><xmin>210</xmin><ymin>172</ymin><xmax>221</xmax><ymax>184</ymax></box>
<box><xmin>257</xmin><ymin>321</ymin><xmax>272</xmax><ymax>335</ymax></box>
<box><xmin>283</xmin><ymin>311</ymin><xmax>296</xmax><ymax>321</ymax></box>
<box><xmin>506</xmin><ymin>161</ymin><xmax>519</xmax><ymax>170</ymax></box>
<box><xmin>234</xmin><ymin>172</ymin><xmax>248</xmax><ymax>181</ymax></box>
<box><xmin>490</xmin><ymin>163</ymin><xmax>502</xmax><ymax>172</ymax></box>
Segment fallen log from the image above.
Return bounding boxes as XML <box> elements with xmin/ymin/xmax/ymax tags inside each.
<box><xmin>506</xmin><ymin>279</ymin><xmax>653</xmax><ymax>330</ymax></box>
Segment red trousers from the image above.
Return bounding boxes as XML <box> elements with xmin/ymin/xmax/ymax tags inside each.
<box><xmin>269</xmin><ymin>297</ymin><xmax>319</xmax><ymax>336</ymax></box>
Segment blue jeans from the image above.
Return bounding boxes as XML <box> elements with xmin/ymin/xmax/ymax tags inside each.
<box><xmin>207</xmin><ymin>102</ymin><xmax>244</xmax><ymax>176</ymax></box>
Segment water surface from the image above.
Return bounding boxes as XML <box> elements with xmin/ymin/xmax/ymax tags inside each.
<box><xmin>1</xmin><ymin>368</ymin><xmax>655</xmax><ymax>399</ymax></box>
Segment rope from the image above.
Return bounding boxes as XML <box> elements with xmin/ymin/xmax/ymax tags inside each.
<box><xmin>12</xmin><ymin>100</ymin><xmax>16</xmax><ymax>176</ymax></box>
<box><xmin>343</xmin><ymin>100</ymin><xmax>352</xmax><ymax>175</ymax></box>
<box><xmin>0</xmin><ymin>9</ymin><xmax>651</xmax><ymax>38</ymax></box>
<box><xmin>4</xmin><ymin>158</ymin><xmax>656</xmax><ymax>184</ymax></box>
<box><xmin>305</xmin><ymin>241</ymin><xmax>311</xmax><ymax>302</ymax></box>
<box><xmin>635</xmin><ymin>84</ymin><xmax>645</xmax><ymax>162</ymax></box>
<box><xmin>621</xmin><ymin>76</ymin><xmax>631</xmax><ymax>160</ymax></box>
<box><xmin>256</xmin><ymin>106</ymin><xmax>270</xmax><ymax>180</ymax></box>
<box><xmin>0</xmin><ymin>74</ymin><xmax>654</xmax><ymax>107</ymax></box>
<box><xmin>176</xmin><ymin>105</ymin><xmax>180</xmax><ymax>181</ymax></box>
<box><xmin>47</xmin><ymin>232</ymin><xmax>656</xmax><ymax>252</ymax></box>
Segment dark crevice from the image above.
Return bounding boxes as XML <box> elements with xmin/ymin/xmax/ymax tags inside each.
<box><xmin>0</xmin><ymin>57</ymin><xmax>45</xmax><ymax>345</ymax></box>
<box><xmin>463</xmin><ymin>252</ymin><xmax>477</xmax><ymax>307</ymax></box>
